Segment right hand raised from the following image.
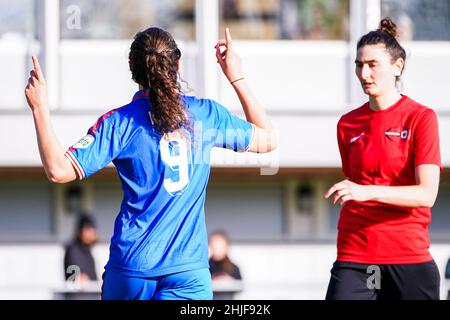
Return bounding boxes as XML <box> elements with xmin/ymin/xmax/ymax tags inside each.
<box><xmin>25</xmin><ymin>55</ymin><xmax>49</xmax><ymax>112</ymax></box>
<box><xmin>215</xmin><ymin>28</ymin><xmax>244</xmax><ymax>83</ymax></box>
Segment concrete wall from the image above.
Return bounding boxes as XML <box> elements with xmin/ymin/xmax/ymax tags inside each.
<box><xmin>1</xmin><ymin>40</ymin><xmax>450</xmax><ymax>168</ymax></box>
<box><xmin>0</xmin><ymin>243</ymin><xmax>449</xmax><ymax>300</ymax></box>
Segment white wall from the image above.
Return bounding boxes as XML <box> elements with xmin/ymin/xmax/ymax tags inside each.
<box><xmin>2</xmin><ymin>106</ymin><xmax>449</xmax><ymax>169</ymax></box>
<box><xmin>0</xmin><ymin>38</ymin><xmax>36</xmax><ymax>110</ymax></box>
<box><xmin>1</xmin><ymin>41</ymin><xmax>449</xmax><ymax>167</ymax></box>
<box><xmin>231</xmin><ymin>244</ymin><xmax>450</xmax><ymax>300</ymax></box>
<box><xmin>205</xmin><ymin>185</ymin><xmax>284</xmax><ymax>240</ymax></box>
<box><xmin>0</xmin><ymin>243</ymin><xmax>449</xmax><ymax>300</ymax></box>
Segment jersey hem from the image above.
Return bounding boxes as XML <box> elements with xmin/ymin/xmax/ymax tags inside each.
<box><xmin>104</xmin><ymin>261</ymin><xmax>209</xmax><ymax>278</ymax></box>
<box><xmin>415</xmin><ymin>162</ymin><xmax>443</xmax><ymax>172</ymax></box>
<box><xmin>336</xmin><ymin>255</ymin><xmax>433</xmax><ymax>265</ymax></box>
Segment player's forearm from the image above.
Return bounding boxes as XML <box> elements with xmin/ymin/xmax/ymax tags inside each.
<box><xmin>32</xmin><ymin>108</ymin><xmax>69</xmax><ymax>181</ymax></box>
<box><xmin>231</xmin><ymin>79</ymin><xmax>272</xmax><ymax>130</ymax></box>
<box><xmin>367</xmin><ymin>184</ymin><xmax>437</xmax><ymax>208</ymax></box>
<box><xmin>231</xmin><ymin>79</ymin><xmax>277</xmax><ymax>152</ymax></box>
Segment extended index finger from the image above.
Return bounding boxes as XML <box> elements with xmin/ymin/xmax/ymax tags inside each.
<box><xmin>225</xmin><ymin>27</ymin><xmax>233</xmax><ymax>46</ymax></box>
<box><xmin>32</xmin><ymin>55</ymin><xmax>43</xmax><ymax>79</ymax></box>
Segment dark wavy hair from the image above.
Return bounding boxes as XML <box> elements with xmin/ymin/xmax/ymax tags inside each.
<box><xmin>357</xmin><ymin>18</ymin><xmax>407</xmax><ymax>84</ymax></box>
<box><xmin>129</xmin><ymin>27</ymin><xmax>189</xmax><ymax>135</ymax></box>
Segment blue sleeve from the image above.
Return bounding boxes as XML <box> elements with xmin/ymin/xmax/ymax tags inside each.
<box><xmin>208</xmin><ymin>99</ymin><xmax>255</xmax><ymax>152</ymax></box>
<box><xmin>64</xmin><ymin>116</ymin><xmax>122</xmax><ymax>180</ymax></box>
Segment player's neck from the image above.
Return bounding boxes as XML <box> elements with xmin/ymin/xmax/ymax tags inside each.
<box><xmin>369</xmin><ymin>90</ymin><xmax>402</xmax><ymax>111</ymax></box>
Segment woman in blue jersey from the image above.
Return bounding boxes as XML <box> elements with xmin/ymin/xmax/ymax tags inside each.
<box><xmin>25</xmin><ymin>27</ymin><xmax>276</xmax><ymax>300</ymax></box>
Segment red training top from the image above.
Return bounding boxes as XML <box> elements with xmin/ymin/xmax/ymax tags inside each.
<box><xmin>336</xmin><ymin>95</ymin><xmax>441</xmax><ymax>264</ymax></box>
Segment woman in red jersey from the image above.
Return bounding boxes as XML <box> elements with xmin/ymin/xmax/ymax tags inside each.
<box><xmin>325</xmin><ymin>18</ymin><xmax>441</xmax><ymax>300</ymax></box>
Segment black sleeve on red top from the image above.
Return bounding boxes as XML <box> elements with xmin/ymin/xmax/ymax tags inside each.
<box><xmin>337</xmin><ymin>120</ymin><xmax>350</xmax><ymax>178</ymax></box>
<box><xmin>414</xmin><ymin>108</ymin><xmax>442</xmax><ymax>169</ymax></box>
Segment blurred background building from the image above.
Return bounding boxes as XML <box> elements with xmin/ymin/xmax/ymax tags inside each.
<box><xmin>0</xmin><ymin>0</ymin><xmax>450</xmax><ymax>299</ymax></box>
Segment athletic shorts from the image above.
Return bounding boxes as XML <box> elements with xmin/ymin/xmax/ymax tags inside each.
<box><xmin>325</xmin><ymin>260</ymin><xmax>440</xmax><ymax>300</ymax></box>
<box><xmin>101</xmin><ymin>268</ymin><xmax>212</xmax><ymax>300</ymax></box>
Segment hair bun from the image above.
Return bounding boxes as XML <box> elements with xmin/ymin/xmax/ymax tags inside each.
<box><xmin>378</xmin><ymin>18</ymin><xmax>398</xmax><ymax>38</ymax></box>
<box><xmin>146</xmin><ymin>48</ymin><xmax>161</xmax><ymax>56</ymax></box>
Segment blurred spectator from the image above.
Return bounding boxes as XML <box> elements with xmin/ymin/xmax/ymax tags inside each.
<box><xmin>209</xmin><ymin>230</ymin><xmax>242</xmax><ymax>281</ymax></box>
<box><xmin>208</xmin><ymin>230</ymin><xmax>243</xmax><ymax>300</ymax></box>
<box><xmin>396</xmin><ymin>13</ymin><xmax>414</xmax><ymax>40</ymax></box>
<box><xmin>298</xmin><ymin>0</ymin><xmax>349</xmax><ymax>40</ymax></box>
<box><xmin>64</xmin><ymin>212</ymin><xmax>99</xmax><ymax>286</ymax></box>
<box><xmin>279</xmin><ymin>0</ymin><xmax>301</xmax><ymax>40</ymax></box>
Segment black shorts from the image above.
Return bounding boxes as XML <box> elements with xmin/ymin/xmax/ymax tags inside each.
<box><xmin>325</xmin><ymin>260</ymin><xmax>440</xmax><ymax>300</ymax></box>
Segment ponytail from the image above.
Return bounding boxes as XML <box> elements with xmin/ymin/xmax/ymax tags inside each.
<box><xmin>129</xmin><ymin>27</ymin><xmax>189</xmax><ymax>135</ymax></box>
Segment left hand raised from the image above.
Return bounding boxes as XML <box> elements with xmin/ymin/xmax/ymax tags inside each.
<box><xmin>324</xmin><ymin>179</ymin><xmax>372</xmax><ymax>206</ymax></box>
<box><xmin>25</xmin><ymin>55</ymin><xmax>49</xmax><ymax>112</ymax></box>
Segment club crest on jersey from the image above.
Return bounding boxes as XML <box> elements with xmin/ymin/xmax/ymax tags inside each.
<box><xmin>72</xmin><ymin>134</ymin><xmax>95</xmax><ymax>149</ymax></box>
<box><xmin>385</xmin><ymin>128</ymin><xmax>409</xmax><ymax>141</ymax></box>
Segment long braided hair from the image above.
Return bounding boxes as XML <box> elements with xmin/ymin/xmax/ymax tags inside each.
<box><xmin>129</xmin><ymin>27</ymin><xmax>189</xmax><ymax>135</ymax></box>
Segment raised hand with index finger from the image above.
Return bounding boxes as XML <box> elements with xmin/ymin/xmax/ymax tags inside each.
<box><xmin>25</xmin><ymin>55</ymin><xmax>48</xmax><ymax>112</ymax></box>
<box><xmin>214</xmin><ymin>28</ymin><xmax>244</xmax><ymax>84</ymax></box>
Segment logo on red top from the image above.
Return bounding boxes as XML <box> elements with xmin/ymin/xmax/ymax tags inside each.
<box><xmin>350</xmin><ymin>132</ymin><xmax>365</xmax><ymax>144</ymax></box>
<box><xmin>385</xmin><ymin>128</ymin><xmax>409</xmax><ymax>141</ymax></box>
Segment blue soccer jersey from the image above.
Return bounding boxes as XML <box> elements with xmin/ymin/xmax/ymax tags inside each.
<box><xmin>65</xmin><ymin>90</ymin><xmax>254</xmax><ymax>277</ymax></box>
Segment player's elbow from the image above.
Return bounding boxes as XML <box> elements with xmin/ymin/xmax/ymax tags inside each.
<box><xmin>256</xmin><ymin>129</ymin><xmax>278</xmax><ymax>153</ymax></box>
<box><xmin>48</xmin><ymin>174</ymin><xmax>69</xmax><ymax>184</ymax></box>
<box><xmin>48</xmin><ymin>176</ymin><xmax>67</xmax><ymax>184</ymax></box>
<box><xmin>47</xmin><ymin>169</ymin><xmax>76</xmax><ymax>184</ymax></box>
<box><xmin>418</xmin><ymin>189</ymin><xmax>438</xmax><ymax>208</ymax></box>
<box><xmin>47</xmin><ymin>157</ymin><xmax>78</xmax><ymax>183</ymax></box>
<box><xmin>421</xmin><ymin>195</ymin><xmax>437</xmax><ymax>208</ymax></box>
<box><xmin>267</xmin><ymin>131</ymin><xmax>278</xmax><ymax>152</ymax></box>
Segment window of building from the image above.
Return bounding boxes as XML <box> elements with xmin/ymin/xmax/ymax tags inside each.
<box><xmin>382</xmin><ymin>0</ymin><xmax>450</xmax><ymax>41</ymax></box>
<box><xmin>92</xmin><ymin>182</ymin><xmax>122</xmax><ymax>242</ymax></box>
<box><xmin>205</xmin><ymin>185</ymin><xmax>284</xmax><ymax>241</ymax></box>
<box><xmin>60</xmin><ymin>0</ymin><xmax>195</xmax><ymax>40</ymax></box>
<box><xmin>0</xmin><ymin>181</ymin><xmax>52</xmax><ymax>241</ymax></box>
<box><xmin>0</xmin><ymin>0</ymin><xmax>36</xmax><ymax>40</ymax></box>
<box><xmin>429</xmin><ymin>184</ymin><xmax>450</xmax><ymax>239</ymax></box>
<box><xmin>219</xmin><ymin>0</ymin><xmax>350</xmax><ymax>40</ymax></box>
